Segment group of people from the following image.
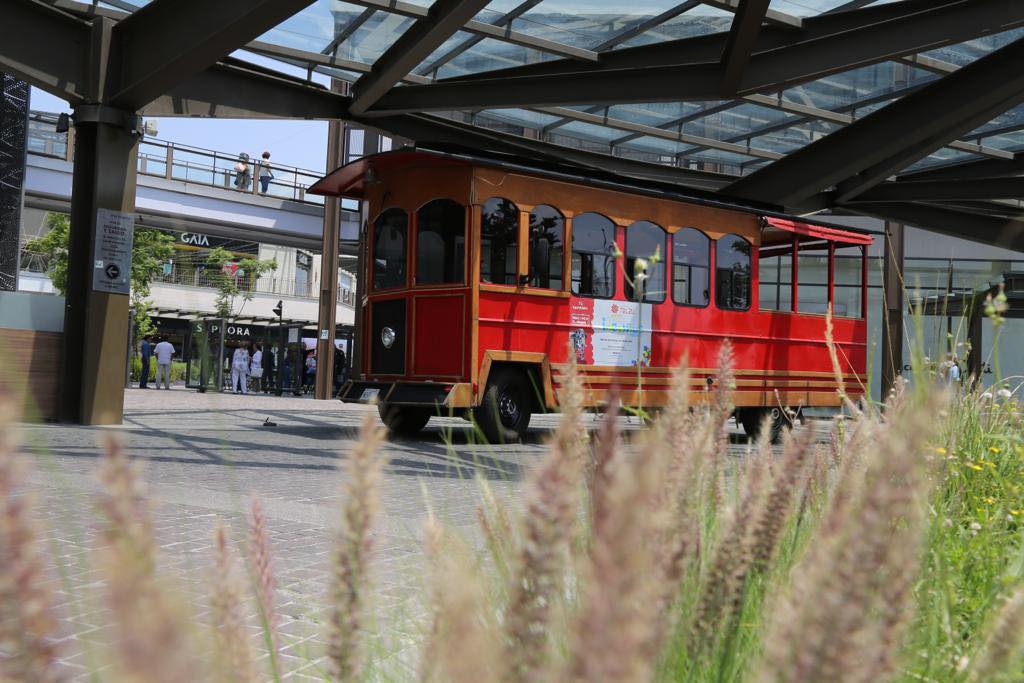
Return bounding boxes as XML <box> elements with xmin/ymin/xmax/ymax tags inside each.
<box><xmin>233</xmin><ymin>151</ymin><xmax>275</xmax><ymax>193</ymax></box>
<box><xmin>138</xmin><ymin>335</ymin><xmax>176</xmax><ymax>390</ymax></box>
<box><xmin>229</xmin><ymin>344</ymin><xmax>267</xmax><ymax>394</ymax></box>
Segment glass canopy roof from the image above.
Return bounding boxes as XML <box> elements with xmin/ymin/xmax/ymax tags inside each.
<box><xmin>97</xmin><ymin>0</ymin><xmax>1024</xmax><ymax>187</ymax></box>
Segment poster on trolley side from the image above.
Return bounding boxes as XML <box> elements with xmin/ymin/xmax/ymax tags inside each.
<box><xmin>569</xmin><ymin>298</ymin><xmax>652</xmax><ymax>367</ymax></box>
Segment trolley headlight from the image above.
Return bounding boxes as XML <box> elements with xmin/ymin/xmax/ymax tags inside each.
<box><xmin>381</xmin><ymin>326</ymin><xmax>396</xmax><ymax>349</ymax></box>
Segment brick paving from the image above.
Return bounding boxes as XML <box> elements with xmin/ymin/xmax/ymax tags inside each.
<box><xmin>13</xmin><ymin>386</ymin><xmax>792</xmax><ymax>680</ymax></box>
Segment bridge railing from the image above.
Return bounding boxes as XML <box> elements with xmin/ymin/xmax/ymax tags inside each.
<box><xmin>28</xmin><ymin>111</ymin><xmax>326</xmax><ymax>206</ymax></box>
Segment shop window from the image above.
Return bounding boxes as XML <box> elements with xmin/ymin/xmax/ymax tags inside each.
<box><xmin>716</xmin><ymin>234</ymin><xmax>751</xmax><ymax>311</ymax></box>
<box><xmin>797</xmin><ymin>239</ymin><xmax>830</xmax><ymax>314</ymax></box>
<box><xmin>571</xmin><ymin>212</ymin><xmax>616</xmax><ymax>298</ymax></box>
<box><xmin>372</xmin><ymin>208</ymin><xmax>406</xmax><ymax>290</ymax></box>
<box><xmin>625</xmin><ymin>221</ymin><xmax>667</xmax><ymax>303</ymax></box>
<box><xmin>834</xmin><ymin>244</ymin><xmax>865</xmax><ymax>318</ymax></box>
<box><xmin>480</xmin><ymin>197</ymin><xmax>518</xmax><ymax>285</ymax></box>
<box><xmin>416</xmin><ymin>199</ymin><xmax>465</xmax><ymax>285</ymax></box>
<box><xmin>758</xmin><ymin>238</ymin><xmax>794</xmax><ymax>311</ymax></box>
<box><xmin>672</xmin><ymin>227</ymin><xmax>710</xmax><ymax>307</ymax></box>
<box><xmin>529</xmin><ymin>205</ymin><xmax>564</xmax><ymax>290</ymax></box>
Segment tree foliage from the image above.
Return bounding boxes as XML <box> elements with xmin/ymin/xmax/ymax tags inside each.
<box><xmin>204</xmin><ymin>246</ymin><xmax>278</xmax><ymax>319</ymax></box>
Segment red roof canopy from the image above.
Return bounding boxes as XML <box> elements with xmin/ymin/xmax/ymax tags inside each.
<box><xmin>762</xmin><ymin>216</ymin><xmax>873</xmax><ymax>246</ymax></box>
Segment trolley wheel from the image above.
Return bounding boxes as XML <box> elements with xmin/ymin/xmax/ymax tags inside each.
<box><xmin>378</xmin><ymin>402</ymin><xmax>431</xmax><ymax>437</ymax></box>
<box><xmin>474</xmin><ymin>367</ymin><xmax>533</xmax><ymax>443</ymax></box>
<box><xmin>738</xmin><ymin>406</ymin><xmax>793</xmax><ymax>444</ymax></box>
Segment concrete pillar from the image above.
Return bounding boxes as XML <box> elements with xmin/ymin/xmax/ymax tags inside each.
<box><xmin>880</xmin><ymin>221</ymin><xmax>905</xmax><ymax>401</ymax></box>
<box><xmin>60</xmin><ymin>106</ymin><xmax>140</xmax><ymax>424</ymax></box>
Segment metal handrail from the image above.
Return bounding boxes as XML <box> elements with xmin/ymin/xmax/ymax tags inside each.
<box><xmin>27</xmin><ymin>110</ymin><xmax>325</xmax><ymax>206</ymax></box>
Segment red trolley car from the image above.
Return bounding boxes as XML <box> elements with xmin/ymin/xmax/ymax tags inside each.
<box><xmin>312</xmin><ymin>147</ymin><xmax>871</xmax><ymax>442</ymax></box>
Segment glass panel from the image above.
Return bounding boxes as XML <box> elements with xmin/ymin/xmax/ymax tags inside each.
<box><xmin>797</xmin><ymin>239</ymin><xmax>830</xmax><ymax>314</ymax></box>
<box><xmin>716</xmin><ymin>234</ymin><xmax>752</xmax><ymax>311</ymax></box>
<box><xmin>434</xmin><ymin>37</ymin><xmax>558</xmax><ymax>79</ymax></box>
<box><xmin>373</xmin><ymin>208</ymin><xmax>407</xmax><ymax>290</ymax></box>
<box><xmin>416</xmin><ymin>199</ymin><xmax>465</xmax><ymax>285</ymax></box>
<box><xmin>529</xmin><ymin>205</ymin><xmax>564</xmax><ymax>290</ymax></box>
<box><xmin>337</xmin><ymin>11</ymin><xmax>416</xmax><ymax>63</ymax></box>
<box><xmin>759</xmin><ymin>236</ymin><xmax>794</xmax><ymax>312</ymax></box>
<box><xmin>620</xmin><ymin>4</ymin><xmax>732</xmax><ymax>48</ymax></box>
<box><xmin>571</xmin><ymin>212</ymin><xmax>616</xmax><ymax>299</ymax></box>
<box><xmin>480</xmin><ymin>197</ymin><xmax>519</xmax><ymax>285</ymax></box>
<box><xmin>672</xmin><ymin>227</ymin><xmax>710</xmax><ymax>307</ymax></box>
<box><xmin>625</xmin><ymin>221</ymin><xmax>667</xmax><ymax>303</ymax></box>
<box><xmin>834</xmin><ymin>244</ymin><xmax>864</xmax><ymax>318</ymax></box>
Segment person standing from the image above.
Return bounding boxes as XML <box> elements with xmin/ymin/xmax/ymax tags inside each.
<box><xmin>305</xmin><ymin>352</ymin><xmax>317</xmax><ymax>394</ymax></box>
<box><xmin>234</xmin><ymin>153</ymin><xmax>251</xmax><ymax>190</ymax></box>
<box><xmin>139</xmin><ymin>335</ymin><xmax>152</xmax><ymax>389</ymax></box>
<box><xmin>258</xmin><ymin>151</ymin><xmax>274</xmax><ymax>194</ymax></box>
<box><xmin>153</xmin><ymin>336</ymin><xmax>175</xmax><ymax>390</ymax></box>
<box><xmin>231</xmin><ymin>345</ymin><xmax>250</xmax><ymax>394</ymax></box>
<box><xmin>250</xmin><ymin>344</ymin><xmax>264</xmax><ymax>393</ymax></box>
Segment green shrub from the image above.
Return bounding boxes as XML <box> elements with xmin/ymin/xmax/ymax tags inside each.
<box><xmin>129</xmin><ymin>356</ymin><xmax>187</xmax><ymax>383</ymax></box>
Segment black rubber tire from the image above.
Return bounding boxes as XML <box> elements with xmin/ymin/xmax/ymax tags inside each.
<box><xmin>738</xmin><ymin>407</ymin><xmax>793</xmax><ymax>444</ymax></box>
<box><xmin>378</xmin><ymin>402</ymin><xmax>431</xmax><ymax>436</ymax></box>
<box><xmin>474</xmin><ymin>367</ymin><xmax>533</xmax><ymax>443</ymax></box>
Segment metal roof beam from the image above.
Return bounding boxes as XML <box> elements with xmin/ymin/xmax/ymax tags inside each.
<box><xmin>727</xmin><ymin>37</ymin><xmax>1024</xmax><ymax>206</ymax></box>
<box><xmin>364</xmin><ymin>0</ymin><xmax>1024</xmax><ymax>114</ymax></box>
<box><xmin>322</xmin><ymin>8</ymin><xmax>376</xmax><ymax>58</ymax></box>
<box><xmin>0</xmin><ymin>0</ymin><xmax>91</xmax><ymax>103</ymax></box>
<box><xmin>720</xmin><ymin>0</ymin><xmax>772</xmax><ymax>95</ymax></box>
<box><xmin>108</xmin><ymin>0</ymin><xmax>316</xmax><ymax>110</ymax></box>
<box><xmin>846</xmin><ymin>177</ymin><xmax>1024</xmax><ymax>202</ymax></box>
<box><xmin>898</xmin><ymin>152</ymin><xmax>1024</xmax><ymax>182</ymax></box>
<box><xmin>593</xmin><ymin>0</ymin><xmax>704</xmax><ymax>52</ymax></box>
<box><xmin>849</xmin><ymin>201</ymin><xmax>1024</xmax><ymax>251</ymax></box>
<box><xmin>702</xmin><ymin>0</ymin><xmax>802</xmax><ymax>29</ymax></box>
<box><xmin>417</xmin><ymin>0</ymin><xmax>543</xmax><ymax>76</ymax></box>
<box><xmin>348</xmin><ymin>0</ymin><xmax>490</xmax><ymax>116</ymax></box>
<box><xmin>339</xmin><ymin>0</ymin><xmax>598</xmax><ymax>61</ymax></box>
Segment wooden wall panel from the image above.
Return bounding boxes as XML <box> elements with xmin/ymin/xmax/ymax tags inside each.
<box><xmin>0</xmin><ymin>328</ymin><xmax>63</xmax><ymax>422</ymax></box>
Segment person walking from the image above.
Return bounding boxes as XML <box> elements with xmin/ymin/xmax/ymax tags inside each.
<box><xmin>139</xmin><ymin>335</ymin><xmax>152</xmax><ymax>389</ymax></box>
<box><xmin>233</xmin><ymin>153</ymin><xmax>251</xmax><ymax>190</ymax></box>
<box><xmin>231</xmin><ymin>345</ymin><xmax>250</xmax><ymax>394</ymax></box>
<box><xmin>153</xmin><ymin>336</ymin><xmax>175</xmax><ymax>390</ymax></box>
<box><xmin>250</xmin><ymin>344</ymin><xmax>264</xmax><ymax>393</ymax></box>
<box><xmin>258</xmin><ymin>151</ymin><xmax>274</xmax><ymax>194</ymax></box>
<box><xmin>305</xmin><ymin>352</ymin><xmax>317</xmax><ymax>394</ymax></box>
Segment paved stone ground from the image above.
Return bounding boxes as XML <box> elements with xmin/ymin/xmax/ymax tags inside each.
<box><xmin>13</xmin><ymin>385</ymin><xmax>785</xmax><ymax>680</ymax></box>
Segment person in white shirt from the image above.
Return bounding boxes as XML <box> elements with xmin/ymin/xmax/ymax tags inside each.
<box><xmin>153</xmin><ymin>337</ymin><xmax>175</xmax><ymax>390</ymax></box>
<box><xmin>231</xmin><ymin>345</ymin><xmax>250</xmax><ymax>394</ymax></box>
<box><xmin>250</xmin><ymin>344</ymin><xmax>264</xmax><ymax>393</ymax></box>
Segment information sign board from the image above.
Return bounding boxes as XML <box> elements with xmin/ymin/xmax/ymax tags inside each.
<box><xmin>92</xmin><ymin>208</ymin><xmax>134</xmax><ymax>294</ymax></box>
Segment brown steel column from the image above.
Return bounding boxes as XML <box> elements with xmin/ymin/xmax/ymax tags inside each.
<box><xmin>966</xmin><ymin>299</ymin><xmax>984</xmax><ymax>384</ymax></box>
<box><xmin>880</xmin><ymin>221</ymin><xmax>905</xmax><ymax>401</ymax></box>
<box><xmin>314</xmin><ymin>82</ymin><xmax>347</xmax><ymax>400</ymax></box>
<box><xmin>61</xmin><ymin>107</ymin><xmax>140</xmax><ymax>424</ymax></box>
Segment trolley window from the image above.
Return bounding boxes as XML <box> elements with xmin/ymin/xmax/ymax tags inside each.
<box><xmin>480</xmin><ymin>197</ymin><xmax>519</xmax><ymax>286</ymax></box>
<box><xmin>416</xmin><ymin>199</ymin><xmax>465</xmax><ymax>285</ymax></box>
<box><xmin>571</xmin><ymin>212</ymin><xmax>616</xmax><ymax>298</ymax></box>
<box><xmin>833</xmin><ymin>243</ymin><xmax>865</xmax><ymax>318</ymax></box>
<box><xmin>625</xmin><ymin>221</ymin><xmax>667</xmax><ymax>303</ymax></box>
<box><xmin>672</xmin><ymin>227</ymin><xmax>710</xmax><ymax>307</ymax></box>
<box><xmin>758</xmin><ymin>237</ymin><xmax>794</xmax><ymax>312</ymax></box>
<box><xmin>372</xmin><ymin>208</ymin><xmax>407</xmax><ymax>290</ymax></box>
<box><xmin>716</xmin><ymin>234</ymin><xmax>752</xmax><ymax>311</ymax></box>
<box><xmin>529</xmin><ymin>205</ymin><xmax>564</xmax><ymax>290</ymax></box>
<box><xmin>797</xmin><ymin>239</ymin><xmax>830</xmax><ymax>314</ymax></box>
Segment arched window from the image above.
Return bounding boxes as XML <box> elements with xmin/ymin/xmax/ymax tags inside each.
<box><xmin>372</xmin><ymin>208</ymin><xmax>407</xmax><ymax>290</ymax></box>
<box><xmin>716</xmin><ymin>234</ymin><xmax>751</xmax><ymax>311</ymax></box>
<box><xmin>571</xmin><ymin>212</ymin><xmax>616</xmax><ymax>298</ymax></box>
<box><xmin>480</xmin><ymin>197</ymin><xmax>519</xmax><ymax>285</ymax></box>
<box><xmin>529</xmin><ymin>205</ymin><xmax>564</xmax><ymax>290</ymax></box>
<box><xmin>625</xmin><ymin>221</ymin><xmax>666</xmax><ymax>303</ymax></box>
<box><xmin>416</xmin><ymin>199</ymin><xmax>465</xmax><ymax>285</ymax></box>
<box><xmin>672</xmin><ymin>228</ymin><xmax>710</xmax><ymax>307</ymax></box>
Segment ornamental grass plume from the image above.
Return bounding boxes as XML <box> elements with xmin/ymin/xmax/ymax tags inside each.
<box><xmin>567</xmin><ymin>435</ymin><xmax>665</xmax><ymax>683</ymax></box>
<box><xmin>750</xmin><ymin>427</ymin><xmax>814</xmax><ymax>572</ymax></box>
<box><xmin>421</xmin><ymin>516</ymin><xmax>501</xmax><ymax>683</ymax></box>
<box><xmin>248</xmin><ymin>497</ymin><xmax>281</xmax><ymax>670</ymax></box>
<box><xmin>210</xmin><ymin>522</ymin><xmax>257</xmax><ymax>683</ymax></box>
<box><xmin>0</xmin><ymin>398</ymin><xmax>63</xmax><ymax>683</ymax></box>
<box><xmin>326</xmin><ymin>409</ymin><xmax>387</xmax><ymax>682</ymax></box>
<box><xmin>503</xmin><ymin>356</ymin><xmax>586</xmax><ymax>683</ymax></box>
<box><xmin>758</xmin><ymin>396</ymin><xmax>936</xmax><ymax>683</ymax></box>
<box><xmin>97</xmin><ymin>434</ymin><xmax>203</xmax><ymax>683</ymax></box>
<box><xmin>972</xmin><ymin>588</ymin><xmax>1024</xmax><ymax>681</ymax></box>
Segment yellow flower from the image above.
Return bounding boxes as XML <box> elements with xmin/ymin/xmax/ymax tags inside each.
<box><xmin>1011</xmin><ymin>509</ymin><xmax>1021</xmax><ymax>517</ymax></box>
<box><xmin>935</xmin><ymin>447</ymin><xmax>948</xmax><ymax>455</ymax></box>
<box><xmin>966</xmin><ymin>462</ymin><xmax>984</xmax><ymax>471</ymax></box>
<box><xmin>983</xmin><ymin>497</ymin><xmax>996</xmax><ymax>505</ymax></box>
<box><xmin>989</xmin><ymin>446</ymin><xmax>1002</xmax><ymax>454</ymax></box>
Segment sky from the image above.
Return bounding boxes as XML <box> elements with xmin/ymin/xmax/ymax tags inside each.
<box><xmin>29</xmin><ymin>52</ymin><xmax>332</xmax><ymax>173</ymax></box>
